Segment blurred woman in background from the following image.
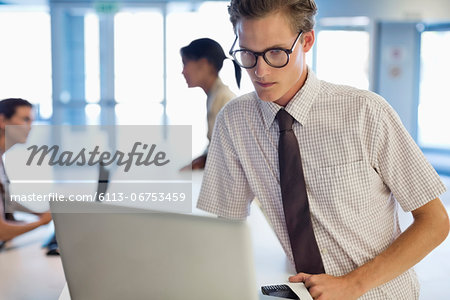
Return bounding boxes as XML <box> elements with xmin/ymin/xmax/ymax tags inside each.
<box><xmin>180</xmin><ymin>38</ymin><xmax>241</xmax><ymax>170</ymax></box>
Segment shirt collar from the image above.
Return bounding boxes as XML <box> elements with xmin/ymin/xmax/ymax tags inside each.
<box><xmin>259</xmin><ymin>66</ymin><xmax>321</xmax><ymax>130</ymax></box>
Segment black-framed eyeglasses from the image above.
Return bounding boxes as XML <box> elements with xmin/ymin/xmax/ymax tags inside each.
<box><xmin>229</xmin><ymin>31</ymin><xmax>303</xmax><ymax>69</ymax></box>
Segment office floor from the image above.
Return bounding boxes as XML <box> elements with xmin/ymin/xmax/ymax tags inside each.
<box><xmin>0</xmin><ymin>221</ymin><xmax>65</xmax><ymax>300</ymax></box>
<box><xmin>0</xmin><ymin>175</ymin><xmax>449</xmax><ymax>300</ymax></box>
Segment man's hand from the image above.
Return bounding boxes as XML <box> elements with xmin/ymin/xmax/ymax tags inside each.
<box><xmin>191</xmin><ymin>155</ymin><xmax>207</xmax><ymax>170</ymax></box>
<box><xmin>180</xmin><ymin>155</ymin><xmax>207</xmax><ymax>171</ymax></box>
<box><xmin>289</xmin><ymin>273</ymin><xmax>363</xmax><ymax>300</ymax></box>
<box><xmin>37</xmin><ymin>212</ymin><xmax>52</xmax><ymax>225</ymax></box>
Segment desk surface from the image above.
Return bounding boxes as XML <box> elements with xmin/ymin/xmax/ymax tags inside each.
<box><xmin>58</xmin><ymin>284</ymin><xmax>300</xmax><ymax>300</ymax></box>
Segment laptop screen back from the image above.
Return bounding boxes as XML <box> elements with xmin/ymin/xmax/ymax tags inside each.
<box><xmin>52</xmin><ymin>202</ymin><xmax>258</xmax><ymax>300</ymax></box>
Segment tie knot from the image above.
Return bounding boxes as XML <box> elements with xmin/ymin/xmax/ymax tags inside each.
<box><xmin>276</xmin><ymin>109</ymin><xmax>294</xmax><ymax>132</ymax></box>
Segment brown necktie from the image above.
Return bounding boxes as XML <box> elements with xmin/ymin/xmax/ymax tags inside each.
<box><xmin>277</xmin><ymin>109</ymin><xmax>325</xmax><ymax>274</ymax></box>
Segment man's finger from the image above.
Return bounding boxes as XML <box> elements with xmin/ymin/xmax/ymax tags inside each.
<box><xmin>289</xmin><ymin>272</ymin><xmax>311</xmax><ymax>283</ymax></box>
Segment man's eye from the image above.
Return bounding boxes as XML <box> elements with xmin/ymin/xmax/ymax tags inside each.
<box><xmin>268</xmin><ymin>49</ymin><xmax>283</xmax><ymax>56</ymax></box>
<box><xmin>240</xmin><ymin>51</ymin><xmax>254</xmax><ymax>58</ymax></box>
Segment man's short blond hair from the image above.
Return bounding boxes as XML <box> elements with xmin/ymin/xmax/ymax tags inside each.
<box><xmin>228</xmin><ymin>0</ymin><xmax>317</xmax><ymax>34</ymax></box>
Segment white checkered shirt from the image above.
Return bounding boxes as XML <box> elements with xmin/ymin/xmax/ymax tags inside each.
<box><xmin>197</xmin><ymin>69</ymin><xmax>446</xmax><ymax>299</ymax></box>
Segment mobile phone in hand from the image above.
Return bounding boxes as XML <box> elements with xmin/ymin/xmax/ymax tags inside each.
<box><xmin>261</xmin><ymin>284</ymin><xmax>300</xmax><ymax>299</ymax></box>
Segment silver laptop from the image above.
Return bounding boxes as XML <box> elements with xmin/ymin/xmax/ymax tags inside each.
<box><xmin>51</xmin><ymin>201</ymin><xmax>259</xmax><ymax>300</ymax></box>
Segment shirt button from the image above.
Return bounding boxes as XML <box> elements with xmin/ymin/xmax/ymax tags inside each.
<box><xmin>321</xmin><ymin>248</ymin><xmax>328</xmax><ymax>255</ymax></box>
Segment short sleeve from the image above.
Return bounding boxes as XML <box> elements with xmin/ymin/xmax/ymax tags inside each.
<box><xmin>374</xmin><ymin>102</ymin><xmax>446</xmax><ymax>212</ymax></box>
<box><xmin>197</xmin><ymin>109</ymin><xmax>254</xmax><ymax>219</ymax></box>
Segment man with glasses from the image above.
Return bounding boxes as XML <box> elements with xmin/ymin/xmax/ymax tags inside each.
<box><xmin>197</xmin><ymin>0</ymin><xmax>449</xmax><ymax>299</ymax></box>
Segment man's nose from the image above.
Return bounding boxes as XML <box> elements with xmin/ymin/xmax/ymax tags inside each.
<box><xmin>254</xmin><ymin>56</ymin><xmax>271</xmax><ymax>78</ymax></box>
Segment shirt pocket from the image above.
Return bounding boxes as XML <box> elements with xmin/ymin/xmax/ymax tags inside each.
<box><xmin>309</xmin><ymin>160</ymin><xmax>371</xmax><ymax>217</ymax></box>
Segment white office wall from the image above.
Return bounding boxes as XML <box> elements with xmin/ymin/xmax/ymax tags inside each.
<box><xmin>375</xmin><ymin>22</ymin><xmax>421</xmax><ymax>139</ymax></box>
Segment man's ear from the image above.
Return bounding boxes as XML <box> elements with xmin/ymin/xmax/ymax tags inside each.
<box><xmin>302</xmin><ymin>30</ymin><xmax>315</xmax><ymax>53</ymax></box>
